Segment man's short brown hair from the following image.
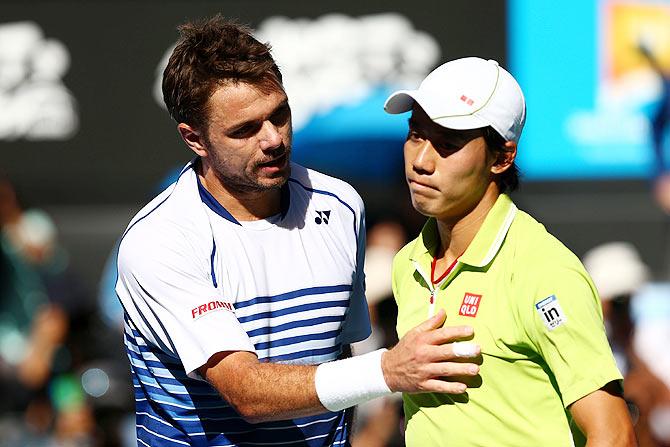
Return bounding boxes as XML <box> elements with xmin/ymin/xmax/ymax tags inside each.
<box><xmin>162</xmin><ymin>15</ymin><xmax>283</xmax><ymax>130</ymax></box>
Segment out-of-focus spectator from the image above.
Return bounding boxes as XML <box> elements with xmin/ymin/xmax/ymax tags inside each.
<box><xmin>584</xmin><ymin>241</ymin><xmax>670</xmax><ymax>447</ymax></box>
<box><xmin>631</xmin><ymin>282</ymin><xmax>670</xmax><ymax>447</ymax></box>
<box><xmin>0</xmin><ymin>179</ymin><xmax>65</xmax><ymax>399</ymax></box>
<box><xmin>352</xmin><ymin>220</ymin><xmax>406</xmax><ymax>447</ymax></box>
<box><xmin>583</xmin><ymin>242</ymin><xmax>649</xmax><ymax>373</ymax></box>
<box><xmin>358</xmin><ymin>220</ymin><xmax>407</xmax><ymax>350</ymax></box>
<box><xmin>653</xmin><ymin>173</ymin><xmax>670</xmax><ymax>215</ymax></box>
<box><xmin>0</xmin><ymin>175</ymin><xmax>97</xmax><ymax>446</ymax></box>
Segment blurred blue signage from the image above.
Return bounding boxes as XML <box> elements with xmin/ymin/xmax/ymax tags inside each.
<box><xmin>509</xmin><ymin>0</ymin><xmax>670</xmax><ymax>180</ymax></box>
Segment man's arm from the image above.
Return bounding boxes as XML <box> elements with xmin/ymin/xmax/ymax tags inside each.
<box><xmin>200</xmin><ymin>309</ymin><xmax>480</xmax><ymax>423</ymax></box>
<box><xmin>569</xmin><ymin>381</ymin><xmax>637</xmax><ymax>447</ymax></box>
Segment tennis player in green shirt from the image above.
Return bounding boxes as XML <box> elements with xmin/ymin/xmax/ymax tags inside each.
<box><xmin>384</xmin><ymin>57</ymin><xmax>636</xmax><ymax>446</ymax></box>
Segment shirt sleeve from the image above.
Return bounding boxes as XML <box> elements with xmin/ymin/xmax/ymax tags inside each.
<box><xmin>524</xmin><ymin>262</ymin><xmax>623</xmax><ymax>407</ymax></box>
<box><xmin>116</xmin><ymin>228</ymin><xmax>255</xmax><ymax>377</ymax></box>
<box><xmin>339</xmin><ymin>195</ymin><xmax>372</xmax><ymax>345</ymax></box>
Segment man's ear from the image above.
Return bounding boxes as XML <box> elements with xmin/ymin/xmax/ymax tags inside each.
<box><xmin>491</xmin><ymin>141</ymin><xmax>517</xmax><ymax>175</ymax></box>
<box><xmin>177</xmin><ymin>123</ymin><xmax>208</xmax><ymax>158</ymax></box>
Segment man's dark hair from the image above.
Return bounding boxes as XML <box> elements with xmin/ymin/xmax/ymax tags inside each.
<box><xmin>483</xmin><ymin>126</ymin><xmax>520</xmax><ymax>192</ymax></box>
<box><xmin>162</xmin><ymin>15</ymin><xmax>283</xmax><ymax>130</ymax></box>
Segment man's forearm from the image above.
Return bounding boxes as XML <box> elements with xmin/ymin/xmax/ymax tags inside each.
<box><xmin>569</xmin><ymin>384</ymin><xmax>637</xmax><ymax>447</ymax></box>
<box><xmin>203</xmin><ymin>351</ymin><xmax>325</xmax><ymax>423</ymax></box>
<box><xmin>203</xmin><ymin>348</ymin><xmax>393</xmax><ymax>423</ymax></box>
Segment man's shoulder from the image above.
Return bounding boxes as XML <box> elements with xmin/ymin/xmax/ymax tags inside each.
<box><xmin>509</xmin><ymin>209</ymin><xmax>580</xmax><ymax>266</ymax></box>
<box><xmin>394</xmin><ymin>237</ymin><xmax>419</xmax><ymax>263</ymax></box>
<box><xmin>289</xmin><ymin>163</ymin><xmax>364</xmax><ymax>213</ymax></box>
<box><xmin>119</xmin><ymin>169</ymin><xmax>209</xmax><ymax>261</ymax></box>
<box><xmin>507</xmin><ymin>208</ymin><xmax>590</xmax><ymax>297</ymax></box>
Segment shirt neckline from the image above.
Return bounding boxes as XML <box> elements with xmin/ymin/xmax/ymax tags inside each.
<box><xmin>409</xmin><ymin>194</ymin><xmax>517</xmax><ymax>269</ymax></box>
<box><xmin>195</xmin><ymin>165</ymin><xmax>291</xmax><ymax>228</ymax></box>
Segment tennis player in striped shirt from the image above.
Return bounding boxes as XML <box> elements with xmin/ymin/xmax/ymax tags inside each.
<box><xmin>116</xmin><ymin>15</ymin><xmax>480</xmax><ymax>447</ymax></box>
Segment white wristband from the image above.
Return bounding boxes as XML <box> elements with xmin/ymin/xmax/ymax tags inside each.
<box><xmin>315</xmin><ymin>348</ymin><xmax>392</xmax><ymax>412</ymax></box>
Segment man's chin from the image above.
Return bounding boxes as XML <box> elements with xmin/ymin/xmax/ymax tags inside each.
<box><xmin>259</xmin><ymin>163</ymin><xmax>291</xmax><ymax>186</ymax></box>
<box><xmin>411</xmin><ymin>198</ymin><xmax>441</xmax><ymax>218</ymax></box>
<box><xmin>259</xmin><ymin>172</ymin><xmax>290</xmax><ymax>191</ymax></box>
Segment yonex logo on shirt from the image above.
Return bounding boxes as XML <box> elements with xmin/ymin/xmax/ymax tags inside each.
<box><xmin>191</xmin><ymin>300</ymin><xmax>234</xmax><ymax>320</ymax></box>
<box><xmin>315</xmin><ymin>210</ymin><xmax>331</xmax><ymax>225</ymax></box>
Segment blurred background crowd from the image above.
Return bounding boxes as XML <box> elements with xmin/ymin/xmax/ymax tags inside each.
<box><xmin>2</xmin><ymin>0</ymin><xmax>670</xmax><ymax>445</ymax></box>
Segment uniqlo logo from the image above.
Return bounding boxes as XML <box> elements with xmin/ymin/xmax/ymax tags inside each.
<box><xmin>459</xmin><ymin>293</ymin><xmax>482</xmax><ymax>317</ymax></box>
<box><xmin>459</xmin><ymin>94</ymin><xmax>474</xmax><ymax>106</ymax></box>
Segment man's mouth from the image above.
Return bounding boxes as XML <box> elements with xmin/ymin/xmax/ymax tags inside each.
<box><xmin>257</xmin><ymin>152</ymin><xmax>288</xmax><ymax>169</ymax></box>
<box><xmin>408</xmin><ymin>178</ymin><xmax>438</xmax><ymax>191</ymax></box>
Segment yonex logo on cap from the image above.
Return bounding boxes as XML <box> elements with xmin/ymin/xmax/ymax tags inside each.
<box><xmin>191</xmin><ymin>300</ymin><xmax>234</xmax><ymax>320</ymax></box>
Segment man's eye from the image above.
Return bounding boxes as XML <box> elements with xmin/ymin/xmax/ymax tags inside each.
<box><xmin>270</xmin><ymin>106</ymin><xmax>290</xmax><ymax>126</ymax></box>
<box><xmin>229</xmin><ymin>122</ymin><xmax>261</xmax><ymax>138</ymax></box>
<box><xmin>436</xmin><ymin>143</ymin><xmax>460</xmax><ymax>154</ymax></box>
<box><xmin>435</xmin><ymin>135</ymin><xmax>468</xmax><ymax>153</ymax></box>
<box><xmin>408</xmin><ymin>130</ymin><xmax>423</xmax><ymax>141</ymax></box>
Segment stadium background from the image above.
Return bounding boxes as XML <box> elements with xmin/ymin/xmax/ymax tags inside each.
<box><xmin>3</xmin><ymin>0</ymin><xmax>669</xmax><ymax>295</ymax></box>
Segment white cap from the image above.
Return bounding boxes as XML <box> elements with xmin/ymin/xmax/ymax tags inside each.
<box><xmin>384</xmin><ymin>57</ymin><xmax>526</xmax><ymax>143</ymax></box>
<box><xmin>582</xmin><ymin>242</ymin><xmax>650</xmax><ymax>300</ymax></box>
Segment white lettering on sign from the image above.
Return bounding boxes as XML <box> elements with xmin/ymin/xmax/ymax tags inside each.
<box><xmin>0</xmin><ymin>21</ymin><xmax>78</xmax><ymax>141</ymax></box>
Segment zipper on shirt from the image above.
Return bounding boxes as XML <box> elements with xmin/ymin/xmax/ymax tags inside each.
<box><xmin>413</xmin><ymin>255</ymin><xmax>462</xmax><ymax>318</ymax></box>
<box><xmin>412</xmin><ymin>260</ymin><xmax>438</xmax><ymax>318</ymax></box>
<box><xmin>428</xmin><ymin>289</ymin><xmax>437</xmax><ymax>316</ymax></box>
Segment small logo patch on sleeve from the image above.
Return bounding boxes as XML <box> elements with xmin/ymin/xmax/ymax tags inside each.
<box><xmin>535</xmin><ymin>295</ymin><xmax>567</xmax><ymax>331</ymax></box>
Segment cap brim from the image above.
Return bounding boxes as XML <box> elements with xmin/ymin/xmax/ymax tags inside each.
<box><xmin>385</xmin><ymin>89</ymin><xmax>493</xmax><ymax>132</ymax></box>
<box><xmin>432</xmin><ymin>114</ymin><xmax>491</xmax><ymax>132</ymax></box>
<box><xmin>384</xmin><ymin>90</ymin><xmax>419</xmax><ymax>114</ymax></box>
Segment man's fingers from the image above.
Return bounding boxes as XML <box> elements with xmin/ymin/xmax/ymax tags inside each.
<box><xmin>425</xmin><ymin>324</ymin><xmax>475</xmax><ymax>345</ymax></box>
<box><xmin>414</xmin><ymin>308</ymin><xmax>447</xmax><ymax>333</ymax></box>
<box><xmin>420</xmin><ymin>379</ymin><xmax>468</xmax><ymax>395</ymax></box>
<box><xmin>425</xmin><ymin>361</ymin><xmax>480</xmax><ymax>378</ymax></box>
<box><xmin>418</xmin><ymin>343</ymin><xmax>480</xmax><ymax>365</ymax></box>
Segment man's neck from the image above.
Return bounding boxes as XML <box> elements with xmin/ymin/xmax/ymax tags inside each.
<box><xmin>198</xmin><ymin>163</ymin><xmax>282</xmax><ymax>221</ymax></box>
<box><xmin>434</xmin><ymin>183</ymin><xmax>501</xmax><ymax>264</ymax></box>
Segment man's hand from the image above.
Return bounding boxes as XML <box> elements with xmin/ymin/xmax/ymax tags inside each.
<box><xmin>381</xmin><ymin>309</ymin><xmax>480</xmax><ymax>394</ymax></box>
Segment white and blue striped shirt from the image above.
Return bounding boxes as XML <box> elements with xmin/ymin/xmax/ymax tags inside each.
<box><xmin>116</xmin><ymin>161</ymin><xmax>370</xmax><ymax>446</ymax></box>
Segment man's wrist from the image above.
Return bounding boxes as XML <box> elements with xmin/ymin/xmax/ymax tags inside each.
<box><xmin>315</xmin><ymin>348</ymin><xmax>393</xmax><ymax>412</ymax></box>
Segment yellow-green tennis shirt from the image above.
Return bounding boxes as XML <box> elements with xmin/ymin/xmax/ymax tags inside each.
<box><xmin>392</xmin><ymin>194</ymin><xmax>622</xmax><ymax>447</ymax></box>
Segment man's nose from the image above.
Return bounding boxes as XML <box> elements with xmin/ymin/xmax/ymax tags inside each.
<box><xmin>258</xmin><ymin>120</ymin><xmax>283</xmax><ymax>151</ymax></box>
<box><xmin>411</xmin><ymin>141</ymin><xmax>435</xmax><ymax>174</ymax></box>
